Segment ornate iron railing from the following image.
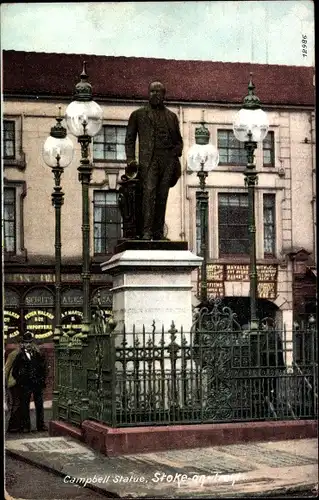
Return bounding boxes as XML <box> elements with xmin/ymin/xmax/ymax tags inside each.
<box><xmin>53</xmin><ymin>300</ymin><xmax>318</xmax><ymax>427</ymax></box>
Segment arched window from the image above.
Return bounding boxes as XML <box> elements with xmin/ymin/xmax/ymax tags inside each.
<box><xmin>4</xmin><ymin>288</ymin><xmax>21</xmax><ymax>341</ymax></box>
<box><xmin>91</xmin><ymin>288</ymin><xmax>113</xmax><ymax>309</ymax></box>
<box><xmin>61</xmin><ymin>288</ymin><xmax>83</xmax><ymax>334</ymax></box>
<box><xmin>23</xmin><ymin>287</ymin><xmax>54</xmax><ymax>341</ymax></box>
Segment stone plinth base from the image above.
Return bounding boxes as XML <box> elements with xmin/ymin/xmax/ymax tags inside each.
<box><xmin>101</xmin><ymin>244</ymin><xmax>202</xmax><ymax>332</ymax></box>
<box><xmin>49</xmin><ymin>419</ymin><xmax>318</xmax><ymax>457</ymax></box>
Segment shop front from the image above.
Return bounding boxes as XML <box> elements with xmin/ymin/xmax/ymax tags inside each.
<box><xmin>4</xmin><ymin>277</ymin><xmax>113</xmax><ymax>401</ymax></box>
<box><xmin>198</xmin><ymin>262</ymin><xmax>280</xmax><ymax>325</ymax></box>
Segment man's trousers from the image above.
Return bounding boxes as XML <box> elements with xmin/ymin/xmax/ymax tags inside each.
<box><xmin>20</xmin><ymin>386</ymin><xmax>45</xmax><ymax>431</ymax></box>
<box><xmin>142</xmin><ymin>149</ymin><xmax>175</xmax><ymax>239</ymax></box>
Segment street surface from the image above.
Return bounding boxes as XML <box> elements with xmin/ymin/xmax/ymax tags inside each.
<box><xmin>6</xmin><ymin>452</ymin><xmax>317</xmax><ymax>500</ymax></box>
<box><xmin>5</xmin><ymin>454</ymin><xmax>114</xmax><ymax>500</ymax></box>
<box><xmin>275</xmin><ymin>492</ymin><xmax>318</xmax><ymax>498</ymax></box>
<box><xmin>5</xmin><ymin>407</ymin><xmax>318</xmax><ymax>499</ymax></box>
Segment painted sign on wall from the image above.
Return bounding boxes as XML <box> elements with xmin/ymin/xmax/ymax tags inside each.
<box><xmin>201</xmin><ymin>263</ymin><xmax>278</xmax><ymax>300</ymax></box>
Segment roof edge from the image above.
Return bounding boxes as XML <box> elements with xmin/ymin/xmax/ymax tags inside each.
<box><xmin>3</xmin><ymin>93</ymin><xmax>315</xmax><ymax>111</ymax></box>
<box><xmin>2</xmin><ymin>49</ymin><xmax>315</xmax><ymax>71</ymax></box>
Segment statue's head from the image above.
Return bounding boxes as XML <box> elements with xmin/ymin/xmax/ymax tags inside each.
<box><xmin>148</xmin><ymin>81</ymin><xmax>166</xmax><ymax>108</ymax></box>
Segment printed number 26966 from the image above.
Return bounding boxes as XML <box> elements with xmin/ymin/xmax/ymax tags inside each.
<box><xmin>302</xmin><ymin>35</ymin><xmax>308</xmax><ymax>57</ymax></box>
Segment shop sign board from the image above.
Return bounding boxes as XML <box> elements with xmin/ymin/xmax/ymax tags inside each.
<box><xmin>61</xmin><ymin>309</ymin><xmax>83</xmax><ymax>334</ymax></box>
<box><xmin>200</xmin><ymin>263</ymin><xmax>278</xmax><ymax>300</ymax></box>
<box><xmin>4</xmin><ymin>310</ymin><xmax>21</xmax><ymax>341</ymax></box>
<box><xmin>24</xmin><ymin>310</ymin><xmax>54</xmax><ymax>340</ymax></box>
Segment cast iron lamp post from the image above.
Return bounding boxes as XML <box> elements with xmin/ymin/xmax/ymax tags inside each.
<box><xmin>233</xmin><ymin>73</ymin><xmax>269</xmax><ymax>329</ymax></box>
<box><xmin>187</xmin><ymin>120</ymin><xmax>219</xmax><ymax>304</ymax></box>
<box><xmin>65</xmin><ymin>62</ymin><xmax>103</xmax><ymax>335</ymax></box>
<box><xmin>43</xmin><ymin>107</ymin><xmax>74</xmax><ymax>338</ymax></box>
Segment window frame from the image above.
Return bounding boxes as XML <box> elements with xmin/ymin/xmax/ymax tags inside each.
<box><xmin>263</xmin><ymin>193</ymin><xmax>276</xmax><ymax>258</ymax></box>
<box><xmin>93</xmin><ymin>190</ymin><xmax>122</xmax><ymax>256</ymax></box>
<box><xmin>190</xmin><ymin>186</ymin><xmax>280</xmax><ymax>262</ymax></box>
<box><xmin>4</xmin><ymin>187</ymin><xmax>16</xmax><ymax>253</ymax></box>
<box><xmin>3</xmin><ymin>180</ymin><xmax>27</xmax><ymax>261</ymax></box>
<box><xmin>263</xmin><ymin>131</ymin><xmax>275</xmax><ymax>167</ymax></box>
<box><xmin>93</xmin><ymin>124</ymin><xmax>127</xmax><ymax>163</ymax></box>
<box><xmin>2</xmin><ymin>115</ymin><xmax>26</xmax><ymax>170</ymax></box>
<box><xmin>3</xmin><ymin>120</ymin><xmax>16</xmax><ymax>159</ymax></box>
<box><xmin>217</xmin><ymin>129</ymin><xmax>247</xmax><ymax>166</ymax></box>
<box><xmin>218</xmin><ymin>192</ymin><xmax>250</xmax><ymax>257</ymax></box>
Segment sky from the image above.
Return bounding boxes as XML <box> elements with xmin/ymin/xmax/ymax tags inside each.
<box><xmin>0</xmin><ymin>1</ymin><xmax>315</xmax><ymax>66</ymax></box>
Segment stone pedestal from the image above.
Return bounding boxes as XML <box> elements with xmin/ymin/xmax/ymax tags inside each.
<box><xmin>101</xmin><ymin>241</ymin><xmax>202</xmax><ymax>334</ymax></box>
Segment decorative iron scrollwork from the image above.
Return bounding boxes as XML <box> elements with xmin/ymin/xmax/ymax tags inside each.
<box><xmin>192</xmin><ymin>298</ymin><xmax>242</xmax><ymax>333</ymax></box>
<box><xmin>191</xmin><ymin>299</ymin><xmax>245</xmax><ymax>420</ymax></box>
<box><xmin>54</xmin><ymin>295</ymin><xmax>317</xmax><ymax>427</ymax></box>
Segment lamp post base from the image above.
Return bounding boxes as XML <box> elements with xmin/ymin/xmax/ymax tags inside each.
<box><xmin>248</xmin><ymin>320</ymin><xmax>259</xmax><ymax>331</ymax></box>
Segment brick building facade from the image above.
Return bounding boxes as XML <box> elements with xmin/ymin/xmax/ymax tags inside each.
<box><xmin>3</xmin><ymin>51</ymin><xmax>316</xmax><ymax>398</ymax></box>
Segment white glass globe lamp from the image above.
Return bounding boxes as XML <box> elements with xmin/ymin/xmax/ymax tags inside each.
<box><xmin>43</xmin><ymin>110</ymin><xmax>74</xmax><ymax>168</ymax></box>
<box><xmin>65</xmin><ymin>61</ymin><xmax>103</xmax><ymax>138</ymax></box>
<box><xmin>187</xmin><ymin>123</ymin><xmax>219</xmax><ymax>172</ymax></box>
<box><xmin>233</xmin><ymin>73</ymin><xmax>269</xmax><ymax>143</ymax></box>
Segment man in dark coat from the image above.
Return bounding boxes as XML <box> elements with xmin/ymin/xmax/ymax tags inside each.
<box><xmin>5</xmin><ymin>345</ymin><xmax>22</xmax><ymax>432</ymax></box>
<box><xmin>11</xmin><ymin>331</ymin><xmax>48</xmax><ymax>432</ymax></box>
<box><xmin>125</xmin><ymin>81</ymin><xmax>183</xmax><ymax>240</ymax></box>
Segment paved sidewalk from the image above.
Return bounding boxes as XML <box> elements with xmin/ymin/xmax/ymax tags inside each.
<box><xmin>5</xmin><ymin>434</ymin><xmax>318</xmax><ymax>498</ymax></box>
<box><xmin>4</xmin><ymin>400</ymin><xmax>52</xmax><ymax>411</ymax></box>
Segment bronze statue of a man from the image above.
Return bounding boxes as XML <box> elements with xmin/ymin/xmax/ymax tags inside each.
<box><xmin>125</xmin><ymin>81</ymin><xmax>183</xmax><ymax>240</ymax></box>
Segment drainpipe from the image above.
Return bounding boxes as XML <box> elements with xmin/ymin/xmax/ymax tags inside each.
<box><xmin>310</xmin><ymin>110</ymin><xmax>316</xmax><ymax>265</ymax></box>
<box><xmin>21</xmin><ymin>113</ymin><xmax>24</xmax><ymax>154</ymax></box>
<box><xmin>310</xmin><ymin>109</ymin><xmax>317</xmax><ymax>318</ymax></box>
<box><xmin>21</xmin><ymin>113</ymin><xmax>26</xmax><ymax>165</ymax></box>
<box><xmin>179</xmin><ymin>105</ymin><xmax>186</xmax><ymax>241</ymax></box>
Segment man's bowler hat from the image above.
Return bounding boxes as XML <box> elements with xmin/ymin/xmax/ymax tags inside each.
<box><xmin>22</xmin><ymin>331</ymin><xmax>34</xmax><ymax>343</ymax></box>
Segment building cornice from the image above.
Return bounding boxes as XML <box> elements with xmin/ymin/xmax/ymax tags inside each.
<box><xmin>3</xmin><ymin>94</ymin><xmax>314</xmax><ymax>112</ymax></box>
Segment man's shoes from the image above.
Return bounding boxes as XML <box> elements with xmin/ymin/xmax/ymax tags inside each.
<box><xmin>22</xmin><ymin>428</ymin><xmax>31</xmax><ymax>433</ymax></box>
<box><xmin>142</xmin><ymin>232</ymin><xmax>152</xmax><ymax>240</ymax></box>
<box><xmin>153</xmin><ymin>233</ymin><xmax>164</xmax><ymax>240</ymax></box>
<box><xmin>37</xmin><ymin>425</ymin><xmax>48</xmax><ymax>431</ymax></box>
